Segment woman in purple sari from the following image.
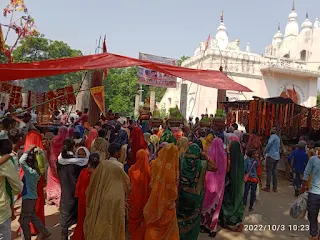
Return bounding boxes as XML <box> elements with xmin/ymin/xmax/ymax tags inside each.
<box><xmin>201</xmin><ymin>138</ymin><xmax>227</xmax><ymax>237</ymax></box>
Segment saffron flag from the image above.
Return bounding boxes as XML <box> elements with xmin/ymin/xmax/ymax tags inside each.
<box><xmin>205</xmin><ymin>34</ymin><xmax>210</xmax><ymax>50</ymax></box>
<box><xmin>0</xmin><ymin>25</ymin><xmax>5</xmax><ymax>54</ymax></box>
<box><xmin>90</xmin><ymin>86</ymin><xmax>106</xmax><ymax>117</ymax></box>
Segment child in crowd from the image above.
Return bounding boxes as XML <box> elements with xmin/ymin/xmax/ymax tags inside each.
<box><xmin>288</xmin><ymin>141</ymin><xmax>309</xmax><ymax>196</ymax></box>
<box><xmin>243</xmin><ymin>149</ymin><xmax>262</xmax><ymax>212</ymax></box>
<box><xmin>108</xmin><ymin>143</ymin><xmax>123</xmax><ymax>169</ymax></box>
<box><xmin>19</xmin><ymin>144</ymin><xmax>51</xmax><ymax>240</ymax></box>
<box><xmin>72</xmin><ymin>152</ymin><xmax>101</xmax><ymax>240</ymax></box>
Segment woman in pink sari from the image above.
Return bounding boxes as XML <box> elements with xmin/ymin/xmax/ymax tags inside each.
<box><xmin>85</xmin><ymin>129</ymin><xmax>98</xmax><ymax>150</ymax></box>
<box><xmin>47</xmin><ymin>126</ymin><xmax>69</xmax><ymax>207</ymax></box>
<box><xmin>201</xmin><ymin>138</ymin><xmax>227</xmax><ymax>237</ymax></box>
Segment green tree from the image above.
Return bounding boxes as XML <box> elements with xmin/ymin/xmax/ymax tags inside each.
<box><xmin>317</xmin><ymin>91</ymin><xmax>320</xmax><ymax>106</ymax></box>
<box><xmin>12</xmin><ymin>36</ymin><xmax>83</xmax><ymax>91</ymax></box>
<box><xmin>103</xmin><ymin>67</ymin><xmax>139</xmax><ymax>116</ymax></box>
<box><xmin>178</xmin><ymin>55</ymin><xmax>190</xmax><ymax>66</ymax></box>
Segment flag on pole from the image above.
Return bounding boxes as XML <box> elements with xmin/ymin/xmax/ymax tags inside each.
<box><xmin>90</xmin><ymin>86</ymin><xmax>106</xmax><ymax>117</ymax></box>
<box><xmin>0</xmin><ymin>25</ymin><xmax>6</xmax><ymax>54</ymax></box>
<box><xmin>205</xmin><ymin>34</ymin><xmax>210</xmax><ymax>50</ymax></box>
<box><xmin>102</xmin><ymin>35</ymin><xmax>108</xmax><ymax>78</ymax></box>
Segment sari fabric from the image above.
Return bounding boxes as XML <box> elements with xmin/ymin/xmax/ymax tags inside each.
<box><xmin>91</xmin><ymin>137</ymin><xmax>109</xmax><ymax>161</ymax></box>
<box><xmin>47</xmin><ymin>126</ymin><xmax>69</xmax><ymax>207</ymax></box>
<box><xmin>21</xmin><ymin>130</ymin><xmax>46</xmax><ymax>235</ymax></box>
<box><xmin>219</xmin><ymin>141</ymin><xmax>244</xmax><ymax>228</ymax></box>
<box><xmin>177</xmin><ymin>144</ymin><xmax>208</xmax><ymax>240</ymax></box>
<box><xmin>128</xmin><ymin>150</ymin><xmax>151</xmax><ymax>240</ymax></box>
<box><xmin>201</xmin><ymin>134</ymin><xmax>214</xmax><ymax>154</ymax></box>
<box><xmin>72</xmin><ymin>168</ymin><xmax>92</xmax><ymax>240</ymax></box>
<box><xmin>75</xmin><ymin>125</ymin><xmax>85</xmax><ymax>138</ymax></box>
<box><xmin>160</xmin><ymin>129</ymin><xmax>177</xmax><ymax>144</ymax></box>
<box><xmin>201</xmin><ymin>138</ymin><xmax>227</xmax><ymax>233</ymax></box>
<box><xmin>85</xmin><ymin>129</ymin><xmax>98</xmax><ymax>150</ymax></box>
<box><xmin>84</xmin><ymin>161</ymin><xmax>130</xmax><ymax>240</ymax></box>
<box><xmin>129</xmin><ymin>127</ymin><xmax>147</xmax><ymax>167</ymax></box>
<box><xmin>144</xmin><ymin>144</ymin><xmax>180</xmax><ymax>240</ymax></box>
<box><xmin>177</xmin><ymin>137</ymin><xmax>189</xmax><ymax>156</ymax></box>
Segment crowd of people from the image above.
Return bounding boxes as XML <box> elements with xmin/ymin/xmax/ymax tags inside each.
<box><xmin>0</xmin><ymin>108</ymin><xmax>320</xmax><ymax>240</ymax></box>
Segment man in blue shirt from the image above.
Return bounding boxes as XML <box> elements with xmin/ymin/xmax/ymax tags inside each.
<box><xmin>301</xmin><ymin>155</ymin><xmax>320</xmax><ymax>240</ymax></box>
<box><xmin>262</xmin><ymin>127</ymin><xmax>280</xmax><ymax>192</ymax></box>
<box><xmin>288</xmin><ymin>141</ymin><xmax>308</xmax><ymax>196</ymax></box>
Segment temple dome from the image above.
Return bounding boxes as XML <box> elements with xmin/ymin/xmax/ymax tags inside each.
<box><xmin>273</xmin><ymin>24</ymin><xmax>283</xmax><ymax>44</ymax></box>
<box><xmin>301</xmin><ymin>13</ymin><xmax>312</xmax><ymax>30</ymax></box>
<box><xmin>284</xmin><ymin>6</ymin><xmax>299</xmax><ymax>38</ymax></box>
<box><xmin>215</xmin><ymin>11</ymin><xmax>229</xmax><ymax>49</ymax></box>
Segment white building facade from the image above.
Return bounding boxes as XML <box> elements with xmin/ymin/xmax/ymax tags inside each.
<box><xmin>160</xmin><ymin>4</ymin><xmax>320</xmax><ymax>118</ymax></box>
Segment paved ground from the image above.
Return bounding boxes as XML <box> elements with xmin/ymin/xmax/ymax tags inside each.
<box><xmin>11</xmin><ymin>177</ymin><xmax>316</xmax><ymax>240</ymax></box>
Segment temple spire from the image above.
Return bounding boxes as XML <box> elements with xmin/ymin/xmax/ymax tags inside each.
<box><xmin>292</xmin><ymin>0</ymin><xmax>295</xmax><ymax>11</ymax></box>
<box><xmin>220</xmin><ymin>11</ymin><xmax>224</xmax><ymax>22</ymax></box>
<box><xmin>278</xmin><ymin>22</ymin><xmax>280</xmax><ymax>31</ymax></box>
<box><xmin>306</xmin><ymin>11</ymin><xmax>309</xmax><ymax>19</ymax></box>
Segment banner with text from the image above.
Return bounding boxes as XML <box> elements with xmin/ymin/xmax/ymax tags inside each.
<box><xmin>138</xmin><ymin>53</ymin><xmax>177</xmax><ymax>88</ymax></box>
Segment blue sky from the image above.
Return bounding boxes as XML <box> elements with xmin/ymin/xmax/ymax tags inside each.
<box><xmin>1</xmin><ymin>0</ymin><xmax>320</xmax><ymax>59</ymax></box>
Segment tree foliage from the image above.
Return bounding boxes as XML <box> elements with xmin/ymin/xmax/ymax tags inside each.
<box><xmin>103</xmin><ymin>67</ymin><xmax>138</xmax><ymax>116</ymax></box>
<box><xmin>12</xmin><ymin>36</ymin><xmax>83</xmax><ymax>91</ymax></box>
<box><xmin>178</xmin><ymin>55</ymin><xmax>190</xmax><ymax>66</ymax></box>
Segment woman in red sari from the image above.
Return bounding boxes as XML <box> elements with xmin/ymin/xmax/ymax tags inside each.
<box><xmin>47</xmin><ymin>126</ymin><xmax>69</xmax><ymax>207</ymax></box>
<box><xmin>128</xmin><ymin>149</ymin><xmax>151</xmax><ymax>240</ymax></box>
<box><xmin>72</xmin><ymin>153</ymin><xmax>100</xmax><ymax>240</ymax></box>
<box><xmin>128</xmin><ymin>127</ymin><xmax>147</xmax><ymax>167</ymax></box>
<box><xmin>85</xmin><ymin>128</ymin><xmax>98</xmax><ymax>150</ymax></box>
<box><xmin>22</xmin><ymin>130</ymin><xmax>46</xmax><ymax>235</ymax></box>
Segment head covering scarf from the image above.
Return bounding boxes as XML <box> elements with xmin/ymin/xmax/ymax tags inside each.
<box><xmin>50</xmin><ymin>126</ymin><xmax>69</xmax><ymax>166</ymax></box>
<box><xmin>228</xmin><ymin>135</ymin><xmax>240</xmax><ymax>143</ymax></box>
<box><xmin>160</xmin><ymin>129</ymin><xmax>177</xmax><ymax>144</ymax></box>
<box><xmin>178</xmin><ymin>143</ymin><xmax>208</xmax><ymax>240</ymax></box>
<box><xmin>128</xmin><ymin>149</ymin><xmax>151</xmax><ymax>239</ymax></box>
<box><xmin>68</xmin><ymin>128</ymin><xmax>74</xmax><ymax>138</ymax></box>
<box><xmin>24</xmin><ymin>130</ymin><xmax>44</xmax><ymax>151</ymax></box>
<box><xmin>84</xmin><ymin>161</ymin><xmax>130</xmax><ymax>240</ymax></box>
<box><xmin>201</xmin><ymin>138</ymin><xmax>227</xmax><ymax>233</ymax></box>
<box><xmin>177</xmin><ymin>137</ymin><xmax>189</xmax><ymax>156</ymax></box>
<box><xmin>129</xmin><ymin>126</ymin><xmax>147</xmax><ymax>166</ymax></box>
<box><xmin>119</xmin><ymin>144</ymin><xmax>128</xmax><ymax>164</ymax></box>
<box><xmin>219</xmin><ymin>141</ymin><xmax>244</xmax><ymax>228</ymax></box>
<box><xmin>85</xmin><ymin>129</ymin><xmax>98</xmax><ymax>149</ymax></box>
<box><xmin>74</xmin><ymin>125</ymin><xmax>85</xmax><ymax>138</ymax></box>
<box><xmin>246</xmin><ymin>134</ymin><xmax>263</xmax><ymax>154</ymax></box>
<box><xmin>143</xmin><ymin>144</ymin><xmax>180</xmax><ymax>239</ymax></box>
<box><xmin>149</xmin><ymin>135</ymin><xmax>159</xmax><ymax>152</ymax></box>
<box><xmin>143</xmin><ymin>132</ymin><xmax>151</xmax><ymax>144</ymax></box>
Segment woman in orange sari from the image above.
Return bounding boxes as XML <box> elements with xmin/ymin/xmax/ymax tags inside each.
<box><xmin>128</xmin><ymin>149</ymin><xmax>151</xmax><ymax>240</ymax></box>
<box><xmin>22</xmin><ymin>130</ymin><xmax>46</xmax><ymax>235</ymax></box>
<box><xmin>85</xmin><ymin>128</ymin><xmax>98</xmax><ymax>149</ymax></box>
<box><xmin>143</xmin><ymin>143</ymin><xmax>180</xmax><ymax>240</ymax></box>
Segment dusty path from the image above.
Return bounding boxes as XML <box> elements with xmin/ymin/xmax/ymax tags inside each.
<box><xmin>11</xmin><ymin>177</ymin><xmax>315</xmax><ymax>239</ymax></box>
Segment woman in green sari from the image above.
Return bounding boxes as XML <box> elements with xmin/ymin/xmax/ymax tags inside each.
<box><xmin>219</xmin><ymin>140</ymin><xmax>245</xmax><ymax>232</ymax></box>
<box><xmin>177</xmin><ymin>143</ymin><xmax>217</xmax><ymax>240</ymax></box>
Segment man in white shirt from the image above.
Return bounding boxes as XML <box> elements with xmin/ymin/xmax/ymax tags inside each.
<box><xmin>108</xmin><ymin>143</ymin><xmax>124</xmax><ymax>170</ymax></box>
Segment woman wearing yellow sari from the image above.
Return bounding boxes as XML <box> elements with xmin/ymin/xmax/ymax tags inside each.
<box><xmin>143</xmin><ymin>143</ymin><xmax>180</xmax><ymax>240</ymax></box>
<box><xmin>201</xmin><ymin>133</ymin><xmax>214</xmax><ymax>154</ymax></box>
<box><xmin>84</xmin><ymin>161</ymin><xmax>131</xmax><ymax>240</ymax></box>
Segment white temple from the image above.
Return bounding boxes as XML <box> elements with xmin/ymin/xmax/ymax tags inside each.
<box><xmin>160</xmin><ymin>3</ymin><xmax>320</xmax><ymax>118</ymax></box>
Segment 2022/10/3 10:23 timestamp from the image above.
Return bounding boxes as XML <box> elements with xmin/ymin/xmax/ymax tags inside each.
<box><xmin>244</xmin><ymin>225</ymin><xmax>309</xmax><ymax>232</ymax></box>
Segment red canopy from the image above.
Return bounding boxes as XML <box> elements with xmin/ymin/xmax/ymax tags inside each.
<box><xmin>0</xmin><ymin>52</ymin><xmax>251</xmax><ymax>92</ymax></box>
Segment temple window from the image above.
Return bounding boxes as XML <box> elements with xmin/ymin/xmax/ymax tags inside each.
<box><xmin>283</xmin><ymin>54</ymin><xmax>290</xmax><ymax>58</ymax></box>
<box><xmin>300</xmin><ymin>50</ymin><xmax>307</xmax><ymax>61</ymax></box>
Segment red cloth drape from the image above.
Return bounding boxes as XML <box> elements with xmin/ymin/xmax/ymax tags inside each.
<box><xmin>0</xmin><ymin>52</ymin><xmax>251</xmax><ymax>92</ymax></box>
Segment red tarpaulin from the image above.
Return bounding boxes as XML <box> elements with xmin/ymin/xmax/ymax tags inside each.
<box><xmin>0</xmin><ymin>52</ymin><xmax>251</xmax><ymax>92</ymax></box>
